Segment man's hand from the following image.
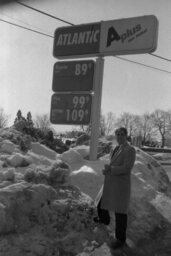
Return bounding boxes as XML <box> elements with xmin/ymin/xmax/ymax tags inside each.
<box><xmin>102</xmin><ymin>164</ymin><xmax>111</xmax><ymax>175</ymax></box>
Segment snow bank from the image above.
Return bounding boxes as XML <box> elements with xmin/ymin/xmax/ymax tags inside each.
<box><xmin>153</xmin><ymin>152</ymin><xmax>171</xmax><ymax>161</ymax></box>
<box><xmin>27</xmin><ymin>151</ymin><xmax>55</xmax><ymax>166</ymax></box>
<box><xmin>70</xmin><ymin>148</ymin><xmax>171</xmax><ymax>255</ymax></box>
<box><xmin>0</xmin><ymin>181</ymin><xmax>100</xmax><ymax>256</ymax></box>
<box><xmin>6</xmin><ymin>153</ymin><xmax>31</xmax><ymax>167</ymax></box>
<box><xmin>74</xmin><ymin>145</ymin><xmax>90</xmax><ymax>158</ymax></box>
<box><xmin>30</xmin><ymin>142</ymin><xmax>57</xmax><ymax>160</ymax></box>
<box><xmin>0</xmin><ymin>128</ymin><xmax>171</xmax><ymax>255</ymax></box>
<box><xmin>0</xmin><ymin>182</ymin><xmax>57</xmax><ymax>234</ymax></box>
<box><xmin>133</xmin><ymin>149</ymin><xmax>170</xmax><ymax>193</ymax></box>
<box><xmin>0</xmin><ymin>140</ymin><xmax>16</xmax><ymax>154</ymax></box>
<box><xmin>70</xmin><ymin>160</ymin><xmax>107</xmax><ymax>200</ymax></box>
<box><xmin>60</xmin><ymin>148</ymin><xmax>84</xmax><ymax>164</ymax></box>
<box><xmin>151</xmin><ymin>193</ymin><xmax>171</xmax><ymax>222</ymax></box>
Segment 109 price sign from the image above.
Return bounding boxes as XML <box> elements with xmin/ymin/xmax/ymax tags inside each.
<box><xmin>50</xmin><ymin>93</ymin><xmax>92</xmax><ymax>125</ymax></box>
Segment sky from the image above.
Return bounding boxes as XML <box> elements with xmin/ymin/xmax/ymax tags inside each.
<box><xmin>0</xmin><ymin>0</ymin><xmax>171</xmax><ymax>132</ymax></box>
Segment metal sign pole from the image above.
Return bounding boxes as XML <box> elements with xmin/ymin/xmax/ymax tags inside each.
<box><xmin>89</xmin><ymin>56</ymin><xmax>104</xmax><ymax>160</ymax></box>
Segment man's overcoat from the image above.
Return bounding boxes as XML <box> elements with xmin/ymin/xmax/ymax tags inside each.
<box><xmin>101</xmin><ymin>142</ymin><xmax>136</xmax><ymax>213</ymax></box>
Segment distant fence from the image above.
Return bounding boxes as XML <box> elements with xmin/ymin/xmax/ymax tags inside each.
<box><xmin>140</xmin><ymin>147</ymin><xmax>171</xmax><ymax>154</ymax></box>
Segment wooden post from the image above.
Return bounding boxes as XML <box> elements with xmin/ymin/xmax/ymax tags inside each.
<box><xmin>89</xmin><ymin>56</ymin><xmax>104</xmax><ymax>160</ymax></box>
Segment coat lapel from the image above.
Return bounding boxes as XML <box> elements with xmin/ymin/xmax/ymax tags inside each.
<box><xmin>111</xmin><ymin>146</ymin><xmax>122</xmax><ymax>161</ymax></box>
<box><xmin>110</xmin><ymin>142</ymin><xmax>128</xmax><ymax>162</ymax></box>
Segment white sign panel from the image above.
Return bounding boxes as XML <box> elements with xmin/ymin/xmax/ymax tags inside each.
<box><xmin>100</xmin><ymin>15</ymin><xmax>158</xmax><ymax>55</ymax></box>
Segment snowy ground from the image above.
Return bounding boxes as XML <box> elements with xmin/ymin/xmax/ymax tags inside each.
<box><xmin>0</xmin><ymin>130</ymin><xmax>171</xmax><ymax>256</ymax></box>
<box><xmin>164</xmin><ymin>166</ymin><xmax>171</xmax><ymax>180</ymax></box>
<box><xmin>153</xmin><ymin>152</ymin><xmax>171</xmax><ymax>181</ymax></box>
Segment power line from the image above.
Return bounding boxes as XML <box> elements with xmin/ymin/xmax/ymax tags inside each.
<box><xmin>0</xmin><ymin>17</ymin><xmax>53</xmax><ymax>38</ymax></box>
<box><xmin>0</xmin><ymin>12</ymin><xmax>50</xmax><ymax>35</ymax></box>
<box><xmin>15</xmin><ymin>0</ymin><xmax>74</xmax><ymax>26</ymax></box>
<box><xmin>149</xmin><ymin>53</ymin><xmax>171</xmax><ymax>63</ymax></box>
<box><xmin>114</xmin><ymin>56</ymin><xmax>171</xmax><ymax>74</ymax></box>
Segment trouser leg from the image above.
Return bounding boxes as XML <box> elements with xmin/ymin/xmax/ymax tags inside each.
<box><xmin>97</xmin><ymin>199</ymin><xmax>110</xmax><ymax>225</ymax></box>
<box><xmin>115</xmin><ymin>212</ymin><xmax>127</xmax><ymax>242</ymax></box>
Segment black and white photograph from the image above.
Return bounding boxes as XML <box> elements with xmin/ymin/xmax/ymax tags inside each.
<box><xmin>0</xmin><ymin>0</ymin><xmax>171</xmax><ymax>255</ymax></box>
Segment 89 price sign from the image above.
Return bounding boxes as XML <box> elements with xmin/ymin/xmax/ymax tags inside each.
<box><xmin>50</xmin><ymin>93</ymin><xmax>92</xmax><ymax>125</ymax></box>
<box><xmin>52</xmin><ymin>60</ymin><xmax>94</xmax><ymax>92</ymax></box>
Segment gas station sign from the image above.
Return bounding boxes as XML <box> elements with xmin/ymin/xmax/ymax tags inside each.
<box><xmin>50</xmin><ymin>93</ymin><xmax>92</xmax><ymax>125</ymax></box>
<box><xmin>100</xmin><ymin>15</ymin><xmax>158</xmax><ymax>55</ymax></box>
<box><xmin>53</xmin><ymin>15</ymin><xmax>158</xmax><ymax>58</ymax></box>
<box><xmin>53</xmin><ymin>22</ymin><xmax>101</xmax><ymax>58</ymax></box>
<box><xmin>51</xmin><ymin>14</ymin><xmax>159</xmax><ymax>159</ymax></box>
<box><xmin>52</xmin><ymin>60</ymin><xmax>94</xmax><ymax>92</ymax></box>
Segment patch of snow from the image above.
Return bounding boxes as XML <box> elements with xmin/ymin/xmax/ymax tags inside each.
<box><xmin>7</xmin><ymin>153</ymin><xmax>30</xmax><ymax>167</ymax></box>
<box><xmin>60</xmin><ymin>148</ymin><xmax>84</xmax><ymax>164</ymax></box>
<box><xmin>27</xmin><ymin>151</ymin><xmax>56</xmax><ymax>166</ymax></box>
<box><xmin>74</xmin><ymin>145</ymin><xmax>90</xmax><ymax>158</ymax></box>
<box><xmin>30</xmin><ymin>142</ymin><xmax>57</xmax><ymax>160</ymax></box>
<box><xmin>2</xmin><ymin>168</ymin><xmax>15</xmax><ymax>181</ymax></box>
<box><xmin>151</xmin><ymin>193</ymin><xmax>171</xmax><ymax>223</ymax></box>
<box><xmin>0</xmin><ymin>140</ymin><xmax>15</xmax><ymax>154</ymax></box>
<box><xmin>69</xmin><ymin>159</ymin><xmax>108</xmax><ymax>200</ymax></box>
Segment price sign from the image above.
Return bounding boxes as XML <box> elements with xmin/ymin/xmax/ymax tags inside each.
<box><xmin>50</xmin><ymin>93</ymin><xmax>92</xmax><ymax>125</ymax></box>
<box><xmin>52</xmin><ymin>60</ymin><xmax>94</xmax><ymax>92</ymax></box>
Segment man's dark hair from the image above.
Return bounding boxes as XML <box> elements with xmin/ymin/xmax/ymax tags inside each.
<box><xmin>115</xmin><ymin>127</ymin><xmax>128</xmax><ymax>137</ymax></box>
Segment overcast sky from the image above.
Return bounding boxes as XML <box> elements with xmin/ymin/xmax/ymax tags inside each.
<box><xmin>0</xmin><ymin>0</ymin><xmax>171</xmax><ymax>132</ymax></box>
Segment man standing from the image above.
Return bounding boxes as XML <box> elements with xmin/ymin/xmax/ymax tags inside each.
<box><xmin>101</xmin><ymin>127</ymin><xmax>136</xmax><ymax>249</ymax></box>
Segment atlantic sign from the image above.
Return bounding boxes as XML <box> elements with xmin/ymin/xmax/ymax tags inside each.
<box><xmin>53</xmin><ymin>22</ymin><xmax>101</xmax><ymax>58</ymax></box>
<box><xmin>53</xmin><ymin>15</ymin><xmax>158</xmax><ymax>58</ymax></box>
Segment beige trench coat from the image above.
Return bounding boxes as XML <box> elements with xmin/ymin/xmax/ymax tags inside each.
<box><xmin>100</xmin><ymin>142</ymin><xmax>136</xmax><ymax>214</ymax></box>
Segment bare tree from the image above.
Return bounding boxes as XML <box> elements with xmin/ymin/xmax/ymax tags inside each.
<box><xmin>151</xmin><ymin>109</ymin><xmax>170</xmax><ymax>148</ymax></box>
<box><xmin>26</xmin><ymin>111</ymin><xmax>34</xmax><ymax>128</ymax></box>
<box><xmin>116</xmin><ymin>112</ymin><xmax>140</xmax><ymax>137</ymax></box>
<box><xmin>103</xmin><ymin>112</ymin><xmax>116</xmax><ymax>136</ymax></box>
<box><xmin>0</xmin><ymin>108</ymin><xmax>9</xmax><ymax>128</ymax></box>
<box><xmin>138</xmin><ymin>113</ymin><xmax>154</xmax><ymax>144</ymax></box>
<box><xmin>34</xmin><ymin>114</ymin><xmax>51</xmax><ymax>132</ymax></box>
<box><xmin>79</xmin><ymin>124</ymin><xmax>91</xmax><ymax>134</ymax></box>
<box><xmin>99</xmin><ymin>113</ymin><xmax>106</xmax><ymax>136</ymax></box>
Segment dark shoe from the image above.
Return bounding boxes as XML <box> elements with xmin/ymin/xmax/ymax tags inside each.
<box><xmin>93</xmin><ymin>216</ymin><xmax>103</xmax><ymax>224</ymax></box>
<box><xmin>93</xmin><ymin>216</ymin><xmax>110</xmax><ymax>225</ymax></box>
<box><xmin>110</xmin><ymin>239</ymin><xmax>125</xmax><ymax>250</ymax></box>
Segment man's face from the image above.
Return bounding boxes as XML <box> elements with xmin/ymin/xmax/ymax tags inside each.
<box><xmin>116</xmin><ymin>131</ymin><xmax>127</xmax><ymax>145</ymax></box>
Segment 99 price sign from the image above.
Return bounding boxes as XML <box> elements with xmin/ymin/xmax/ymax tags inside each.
<box><xmin>52</xmin><ymin>60</ymin><xmax>94</xmax><ymax>92</ymax></box>
<box><xmin>50</xmin><ymin>93</ymin><xmax>92</xmax><ymax>125</ymax></box>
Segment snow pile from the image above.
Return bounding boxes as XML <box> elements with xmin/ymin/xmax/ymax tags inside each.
<box><xmin>6</xmin><ymin>153</ymin><xmax>31</xmax><ymax>167</ymax></box>
<box><xmin>0</xmin><ymin>140</ymin><xmax>16</xmax><ymax>154</ymax></box>
<box><xmin>0</xmin><ymin>181</ymin><xmax>103</xmax><ymax>256</ymax></box>
<box><xmin>30</xmin><ymin>142</ymin><xmax>57</xmax><ymax>160</ymax></box>
<box><xmin>151</xmin><ymin>193</ymin><xmax>171</xmax><ymax>222</ymax></box>
<box><xmin>74</xmin><ymin>145</ymin><xmax>90</xmax><ymax>159</ymax></box>
<box><xmin>0</xmin><ymin>129</ymin><xmax>110</xmax><ymax>256</ymax></box>
<box><xmin>133</xmin><ymin>149</ymin><xmax>170</xmax><ymax>194</ymax></box>
<box><xmin>70</xmin><ymin>160</ymin><xmax>107</xmax><ymax>200</ymax></box>
<box><xmin>24</xmin><ymin>161</ymin><xmax>71</xmax><ymax>185</ymax></box>
<box><xmin>0</xmin><ymin>182</ymin><xmax>57</xmax><ymax>234</ymax></box>
<box><xmin>60</xmin><ymin>148</ymin><xmax>84</xmax><ymax>164</ymax></box>
<box><xmin>0</xmin><ymin>128</ymin><xmax>171</xmax><ymax>256</ymax></box>
<box><xmin>70</xmin><ymin>147</ymin><xmax>171</xmax><ymax>255</ymax></box>
<box><xmin>153</xmin><ymin>152</ymin><xmax>171</xmax><ymax>161</ymax></box>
